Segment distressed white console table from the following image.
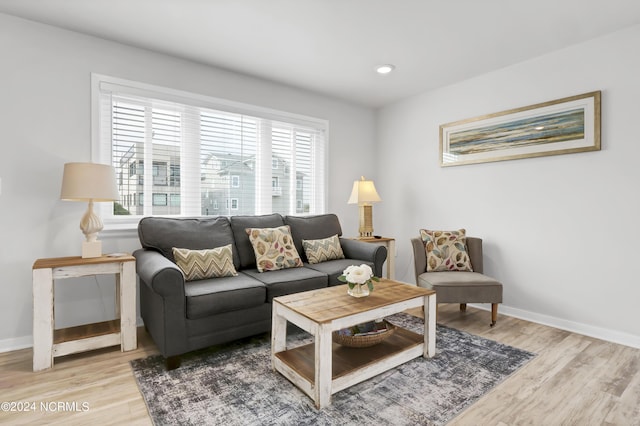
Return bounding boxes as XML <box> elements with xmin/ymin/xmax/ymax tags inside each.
<box><xmin>32</xmin><ymin>255</ymin><xmax>137</xmax><ymax>371</ymax></box>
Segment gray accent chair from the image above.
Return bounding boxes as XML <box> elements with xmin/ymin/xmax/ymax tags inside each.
<box><xmin>411</xmin><ymin>236</ymin><xmax>503</xmax><ymax>326</ymax></box>
<box><xmin>135</xmin><ymin>213</ymin><xmax>387</xmax><ymax>369</ymax></box>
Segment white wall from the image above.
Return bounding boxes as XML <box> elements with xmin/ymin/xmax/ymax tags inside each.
<box><xmin>0</xmin><ymin>13</ymin><xmax>376</xmax><ymax>350</ymax></box>
<box><xmin>376</xmin><ymin>24</ymin><xmax>640</xmax><ymax>347</ymax></box>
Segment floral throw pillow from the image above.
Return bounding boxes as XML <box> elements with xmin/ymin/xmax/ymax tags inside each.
<box><xmin>246</xmin><ymin>225</ymin><xmax>303</xmax><ymax>272</ymax></box>
<box><xmin>419</xmin><ymin>229</ymin><xmax>473</xmax><ymax>272</ymax></box>
<box><xmin>302</xmin><ymin>234</ymin><xmax>345</xmax><ymax>264</ymax></box>
<box><xmin>172</xmin><ymin>244</ymin><xmax>238</xmax><ymax>281</ymax></box>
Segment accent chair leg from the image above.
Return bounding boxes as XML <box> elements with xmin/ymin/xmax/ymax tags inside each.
<box><xmin>165</xmin><ymin>356</ymin><xmax>181</xmax><ymax>370</ymax></box>
<box><xmin>490</xmin><ymin>303</ymin><xmax>498</xmax><ymax>327</ymax></box>
<box><xmin>459</xmin><ymin>303</ymin><xmax>467</xmax><ymax>312</ymax></box>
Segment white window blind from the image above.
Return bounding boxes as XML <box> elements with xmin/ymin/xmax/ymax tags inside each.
<box><xmin>93</xmin><ymin>74</ymin><xmax>328</xmax><ymax>223</ymax></box>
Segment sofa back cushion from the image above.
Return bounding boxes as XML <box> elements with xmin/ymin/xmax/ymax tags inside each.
<box><xmin>138</xmin><ymin>216</ymin><xmax>239</xmax><ymax>267</ymax></box>
<box><xmin>284</xmin><ymin>214</ymin><xmax>343</xmax><ymax>263</ymax></box>
<box><xmin>230</xmin><ymin>214</ymin><xmax>285</xmax><ymax>269</ymax></box>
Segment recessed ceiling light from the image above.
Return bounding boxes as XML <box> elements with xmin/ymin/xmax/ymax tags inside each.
<box><xmin>375</xmin><ymin>64</ymin><xmax>395</xmax><ymax>75</ymax></box>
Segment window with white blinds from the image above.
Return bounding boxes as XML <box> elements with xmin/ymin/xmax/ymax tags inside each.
<box><xmin>92</xmin><ymin>74</ymin><xmax>327</xmax><ymax>223</ymax></box>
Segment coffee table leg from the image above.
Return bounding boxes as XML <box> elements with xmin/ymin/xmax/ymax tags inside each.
<box><xmin>423</xmin><ymin>293</ymin><xmax>436</xmax><ymax>357</ymax></box>
<box><xmin>271</xmin><ymin>303</ymin><xmax>288</xmax><ymax>368</ymax></box>
<box><xmin>314</xmin><ymin>323</ymin><xmax>333</xmax><ymax>409</ymax></box>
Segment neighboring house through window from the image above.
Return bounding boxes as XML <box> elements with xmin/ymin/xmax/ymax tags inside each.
<box><xmin>93</xmin><ymin>74</ymin><xmax>327</xmax><ymax>227</ymax></box>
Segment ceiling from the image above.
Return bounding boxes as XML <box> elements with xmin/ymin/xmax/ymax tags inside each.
<box><xmin>1</xmin><ymin>0</ymin><xmax>639</xmax><ymax>107</ymax></box>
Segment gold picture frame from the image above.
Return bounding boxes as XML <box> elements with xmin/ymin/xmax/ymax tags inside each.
<box><xmin>439</xmin><ymin>91</ymin><xmax>601</xmax><ymax>167</ymax></box>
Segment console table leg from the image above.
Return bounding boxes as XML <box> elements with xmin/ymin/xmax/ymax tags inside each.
<box><xmin>32</xmin><ymin>268</ymin><xmax>54</xmax><ymax>372</ymax></box>
<box><xmin>120</xmin><ymin>261</ymin><xmax>137</xmax><ymax>351</ymax></box>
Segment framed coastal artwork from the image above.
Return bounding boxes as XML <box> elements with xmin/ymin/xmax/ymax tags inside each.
<box><xmin>439</xmin><ymin>91</ymin><xmax>601</xmax><ymax>167</ymax></box>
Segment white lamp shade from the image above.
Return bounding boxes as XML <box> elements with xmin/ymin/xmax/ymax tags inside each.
<box><xmin>60</xmin><ymin>162</ymin><xmax>119</xmax><ymax>202</ymax></box>
<box><xmin>347</xmin><ymin>176</ymin><xmax>381</xmax><ymax>205</ymax></box>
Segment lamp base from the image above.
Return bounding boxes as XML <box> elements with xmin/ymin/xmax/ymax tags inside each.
<box><xmin>82</xmin><ymin>241</ymin><xmax>102</xmax><ymax>258</ymax></box>
<box><xmin>358</xmin><ymin>204</ymin><xmax>374</xmax><ymax>237</ymax></box>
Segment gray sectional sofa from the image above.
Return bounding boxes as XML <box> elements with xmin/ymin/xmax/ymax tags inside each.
<box><xmin>134</xmin><ymin>213</ymin><xmax>387</xmax><ymax>369</ymax></box>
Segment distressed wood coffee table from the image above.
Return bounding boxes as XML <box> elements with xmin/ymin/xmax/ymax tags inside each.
<box><xmin>271</xmin><ymin>279</ymin><xmax>436</xmax><ymax>409</ymax></box>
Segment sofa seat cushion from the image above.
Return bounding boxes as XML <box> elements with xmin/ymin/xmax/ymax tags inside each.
<box><xmin>184</xmin><ymin>273</ymin><xmax>266</xmax><ymax>320</ymax></box>
<box><xmin>243</xmin><ymin>267</ymin><xmax>328</xmax><ymax>301</ymax></box>
<box><xmin>417</xmin><ymin>271</ymin><xmax>502</xmax><ymax>304</ymax></box>
<box><xmin>306</xmin><ymin>258</ymin><xmax>375</xmax><ymax>286</ymax></box>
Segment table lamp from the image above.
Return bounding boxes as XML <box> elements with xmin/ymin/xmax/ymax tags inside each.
<box><xmin>347</xmin><ymin>176</ymin><xmax>382</xmax><ymax>237</ymax></box>
<box><xmin>60</xmin><ymin>162</ymin><xmax>119</xmax><ymax>258</ymax></box>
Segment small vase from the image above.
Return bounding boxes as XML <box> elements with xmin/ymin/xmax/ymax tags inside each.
<box><xmin>347</xmin><ymin>283</ymin><xmax>370</xmax><ymax>298</ymax></box>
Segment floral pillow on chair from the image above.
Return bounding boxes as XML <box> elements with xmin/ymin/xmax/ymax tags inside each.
<box><xmin>419</xmin><ymin>229</ymin><xmax>473</xmax><ymax>272</ymax></box>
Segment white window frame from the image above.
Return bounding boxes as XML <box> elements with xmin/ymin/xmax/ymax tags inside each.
<box><xmin>91</xmin><ymin>74</ymin><xmax>329</xmax><ymax>233</ymax></box>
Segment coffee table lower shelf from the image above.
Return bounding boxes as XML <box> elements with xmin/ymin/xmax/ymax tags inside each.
<box><xmin>274</xmin><ymin>327</ymin><xmax>423</xmax><ymax>396</ymax></box>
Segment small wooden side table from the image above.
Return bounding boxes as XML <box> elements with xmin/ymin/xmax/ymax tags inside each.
<box><xmin>354</xmin><ymin>237</ymin><xmax>395</xmax><ymax>279</ymax></box>
<box><xmin>32</xmin><ymin>255</ymin><xmax>137</xmax><ymax>372</ymax></box>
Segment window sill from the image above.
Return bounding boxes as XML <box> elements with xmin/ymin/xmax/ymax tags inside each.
<box><xmin>101</xmin><ymin>217</ymin><xmax>141</xmax><ymax>239</ymax></box>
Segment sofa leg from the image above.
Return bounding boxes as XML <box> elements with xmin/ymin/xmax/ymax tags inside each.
<box><xmin>165</xmin><ymin>356</ymin><xmax>181</xmax><ymax>370</ymax></box>
<box><xmin>459</xmin><ymin>303</ymin><xmax>467</xmax><ymax>312</ymax></box>
<box><xmin>490</xmin><ymin>303</ymin><xmax>498</xmax><ymax>327</ymax></box>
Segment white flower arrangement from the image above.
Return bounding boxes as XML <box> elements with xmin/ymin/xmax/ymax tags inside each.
<box><xmin>338</xmin><ymin>264</ymin><xmax>379</xmax><ymax>292</ymax></box>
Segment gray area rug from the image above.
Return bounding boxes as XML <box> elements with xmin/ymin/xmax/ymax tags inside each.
<box><xmin>131</xmin><ymin>313</ymin><xmax>535</xmax><ymax>425</ymax></box>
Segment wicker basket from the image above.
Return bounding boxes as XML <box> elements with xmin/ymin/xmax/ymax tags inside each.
<box><xmin>333</xmin><ymin>320</ymin><xmax>396</xmax><ymax>348</ymax></box>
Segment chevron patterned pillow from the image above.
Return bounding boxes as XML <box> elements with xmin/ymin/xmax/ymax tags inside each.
<box><xmin>172</xmin><ymin>245</ymin><xmax>238</xmax><ymax>281</ymax></box>
<box><xmin>302</xmin><ymin>234</ymin><xmax>345</xmax><ymax>264</ymax></box>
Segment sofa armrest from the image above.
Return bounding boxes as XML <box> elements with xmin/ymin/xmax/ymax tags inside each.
<box><xmin>339</xmin><ymin>238</ymin><xmax>388</xmax><ymax>277</ymax></box>
<box><xmin>134</xmin><ymin>249</ymin><xmax>186</xmax><ymax>298</ymax></box>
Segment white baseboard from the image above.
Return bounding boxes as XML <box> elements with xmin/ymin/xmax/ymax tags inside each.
<box><xmin>470</xmin><ymin>303</ymin><xmax>640</xmax><ymax>349</ymax></box>
<box><xmin>0</xmin><ymin>335</ymin><xmax>33</xmax><ymax>353</ymax></box>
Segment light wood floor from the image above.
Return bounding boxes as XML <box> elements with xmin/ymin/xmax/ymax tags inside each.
<box><xmin>1</xmin><ymin>304</ymin><xmax>638</xmax><ymax>425</ymax></box>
